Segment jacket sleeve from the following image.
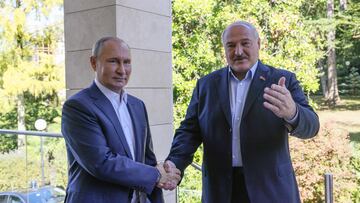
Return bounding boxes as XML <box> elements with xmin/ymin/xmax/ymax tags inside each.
<box><xmin>167</xmin><ymin>80</ymin><xmax>203</xmax><ymax>174</ymax></box>
<box><xmin>286</xmin><ymin>72</ymin><xmax>320</xmax><ymax>139</ymax></box>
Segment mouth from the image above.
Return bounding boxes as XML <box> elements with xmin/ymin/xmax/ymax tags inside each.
<box><xmin>234</xmin><ymin>58</ymin><xmax>248</xmax><ymax>63</ymax></box>
<box><xmin>113</xmin><ymin>77</ymin><xmax>127</xmax><ymax>81</ymax></box>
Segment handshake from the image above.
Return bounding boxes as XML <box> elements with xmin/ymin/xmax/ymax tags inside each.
<box><xmin>155</xmin><ymin>160</ymin><xmax>181</xmax><ymax>190</ymax></box>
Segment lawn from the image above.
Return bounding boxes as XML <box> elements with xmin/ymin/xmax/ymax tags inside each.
<box><xmin>314</xmin><ymin>95</ymin><xmax>360</xmax><ymax>155</ymax></box>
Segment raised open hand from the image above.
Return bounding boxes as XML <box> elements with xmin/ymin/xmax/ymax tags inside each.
<box><xmin>263</xmin><ymin>77</ymin><xmax>297</xmax><ymax>120</ymax></box>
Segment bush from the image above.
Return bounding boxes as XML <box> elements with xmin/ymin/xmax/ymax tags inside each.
<box><xmin>290</xmin><ymin>123</ymin><xmax>357</xmax><ymax>202</ymax></box>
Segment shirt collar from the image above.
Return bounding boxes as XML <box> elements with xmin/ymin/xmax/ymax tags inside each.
<box><xmin>228</xmin><ymin>60</ymin><xmax>258</xmax><ymax>81</ymax></box>
<box><xmin>94</xmin><ymin>78</ymin><xmax>128</xmax><ymax>104</ymax></box>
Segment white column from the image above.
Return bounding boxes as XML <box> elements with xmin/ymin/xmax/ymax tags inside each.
<box><xmin>64</xmin><ymin>0</ymin><xmax>175</xmax><ymax>202</ymax></box>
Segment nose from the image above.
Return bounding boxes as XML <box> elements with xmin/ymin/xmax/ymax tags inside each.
<box><xmin>235</xmin><ymin>43</ymin><xmax>243</xmax><ymax>56</ymax></box>
<box><xmin>116</xmin><ymin>62</ymin><xmax>126</xmax><ymax>74</ymax></box>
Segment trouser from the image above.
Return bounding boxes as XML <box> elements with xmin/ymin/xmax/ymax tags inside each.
<box><xmin>231</xmin><ymin>167</ymin><xmax>250</xmax><ymax>203</ymax></box>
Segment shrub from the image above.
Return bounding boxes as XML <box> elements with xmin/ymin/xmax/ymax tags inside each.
<box><xmin>290</xmin><ymin>122</ymin><xmax>357</xmax><ymax>202</ymax></box>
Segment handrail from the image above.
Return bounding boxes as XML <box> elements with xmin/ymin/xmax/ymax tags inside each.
<box><xmin>191</xmin><ymin>162</ymin><xmax>201</xmax><ymax>171</ymax></box>
<box><xmin>0</xmin><ymin>129</ymin><xmax>62</xmax><ymax>138</ymax></box>
<box><xmin>0</xmin><ymin>129</ymin><xmax>202</xmax><ymax>171</ymax></box>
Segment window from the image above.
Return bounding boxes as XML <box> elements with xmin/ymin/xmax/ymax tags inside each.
<box><xmin>0</xmin><ymin>195</ymin><xmax>9</xmax><ymax>203</ymax></box>
<box><xmin>8</xmin><ymin>195</ymin><xmax>22</xmax><ymax>203</ymax></box>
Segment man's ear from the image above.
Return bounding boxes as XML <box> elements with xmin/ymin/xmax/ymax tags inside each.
<box><xmin>90</xmin><ymin>56</ymin><xmax>97</xmax><ymax>71</ymax></box>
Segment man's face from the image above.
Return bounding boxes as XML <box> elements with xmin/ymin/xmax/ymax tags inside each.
<box><xmin>224</xmin><ymin>25</ymin><xmax>260</xmax><ymax>79</ymax></box>
<box><xmin>91</xmin><ymin>40</ymin><xmax>131</xmax><ymax>93</ymax></box>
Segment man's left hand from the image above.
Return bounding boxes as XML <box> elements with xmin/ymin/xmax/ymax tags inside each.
<box><xmin>263</xmin><ymin>77</ymin><xmax>296</xmax><ymax>120</ymax></box>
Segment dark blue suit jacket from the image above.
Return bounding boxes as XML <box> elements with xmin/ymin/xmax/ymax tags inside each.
<box><xmin>61</xmin><ymin>83</ymin><xmax>163</xmax><ymax>203</ymax></box>
<box><xmin>168</xmin><ymin>61</ymin><xmax>319</xmax><ymax>203</ymax></box>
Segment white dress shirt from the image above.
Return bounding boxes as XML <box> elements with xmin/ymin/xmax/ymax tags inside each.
<box><xmin>94</xmin><ymin>79</ymin><xmax>136</xmax><ymax>160</ymax></box>
<box><xmin>229</xmin><ymin>61</ymin><xmax>258</xmax><ymax>167</ymax></box>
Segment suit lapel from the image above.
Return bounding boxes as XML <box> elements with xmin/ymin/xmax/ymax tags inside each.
<box><xmin>216</xmin><ymin>67</ymin><xmax>232</xmax><ymax>126</ymax></box>
<box><xmin>242</xmin><ymin>62</ymin><xmax>269</xmax><ymax>118</ymax></box>
<box><xmin>89</xmin><ymin>83</ymin><xmax>134</xmax><ymax>160</ymax></box>
<box><xmin>126</xmin><ymin>97</ymin><xmax>144</xmax><ymax>163</ymax></box>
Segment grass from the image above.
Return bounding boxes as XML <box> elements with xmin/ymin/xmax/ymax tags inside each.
<box><xmin>314</xmin><ymin>95</ymin><xmax>360</xmax><ymax>154</ymax></box>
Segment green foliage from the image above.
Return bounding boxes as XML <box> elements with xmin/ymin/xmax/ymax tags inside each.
<box><xmin>351</xmin><ymin>156</ymin><xmax>360</xmax><ymax>202</ymax></box>
<box><xmin>178</xmin><ymin>167</ymin><xmax>202</xmax><ymax>203</ymax></box>
<box><xmin>0</xmin><ymin>135</ymin><xmax>67</xmax><ymax>191</ymax></box>
<box><xmin>23</xmin><ymin>92</ymin><xmax>61</xmax><ymax>131</ymax></box>
<box><xmin>0</xmin><ymin>134</ymin><xmax>17</xmax><ymax>154</ymax></box>
<box><xmin>0</xmin><ymin>109</ymin><xmax>18</xmax><ymax>153</ymax></box>
<box><xmin>177</xmin><ymin>145</ymin><xmax>203</xmax><ymax>203</ymax></box>
<box><xmin>0</xmin><ymin>92</ymin><xmax>61</xmax><ymax>153</ymax></box>
<box><xmin>339</xmin><ymin>67</ymin><xmax>360</xmax><ymax>95</ymax></box>
<box><xmin>0</xmin><ymin>0</ymin><xmax>64</xmax><ymax>153</ymax></box>
<box><xmin>336</xmin><ymin>0</ymin><xmax>360</xmax><ymax>70</ymax></box>
<box><xmin>305</xmin><ymin>0</ymin><xmax>360</xmax><ymax>98</ymax></box>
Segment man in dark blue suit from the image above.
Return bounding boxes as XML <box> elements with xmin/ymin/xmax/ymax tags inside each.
<box><xmin>166</xmin><ymin>21</ymin><xmax>320</xmax><ymax>202</ymax></box>
<box><xmin>61</xmin><ymin>37</ymin><xmax>180</xmax><ymax>203</ymax></box>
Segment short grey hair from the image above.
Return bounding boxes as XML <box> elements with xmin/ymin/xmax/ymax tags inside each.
<box><xmin>221</xmin><ymin>21</ymin><xmax>259</xmax><ymax>45</ymax></box>
<box><xmin>91</xmin><ymin>36</ymin><xmax>130</xmax><ymax>57</ymax></box>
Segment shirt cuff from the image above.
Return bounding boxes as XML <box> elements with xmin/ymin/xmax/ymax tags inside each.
<box><xmin>284</xmin><ymin>106</ymin><xmax>299</xmax><ymax>132</ymax></box>
<box><xmin>156</xmin><ymin>168</ymin><xmax>161</xmax><ymax>183</ymax></box>
<box><xmin>285</xmin><ymin>106</ymin><xmax>299</xmax><ymax>125</ymax></box>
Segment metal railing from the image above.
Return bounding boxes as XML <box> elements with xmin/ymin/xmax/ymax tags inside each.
<box><xmin>190</xmin><ymin>162</ymin><xmax>201</xmax><ymax>171</ymax></box>
<box><xmin>0</xmin><ymin>129</ymin><xmax>64</xmax><ymax>189</ymax></box>
<box><xmin>0</xmin><ymin>129</ymin><xmax>62</xmax><ymax>138</ymax></box>
<box><xmin>325</xmin><ymin>173</ymin><xmax>334</xmax><ymax>203</ymax></box>
<box><xmin>186</xmin><ymin>160</ymin><xmax>335</xmax><ymax>202</ymax></box>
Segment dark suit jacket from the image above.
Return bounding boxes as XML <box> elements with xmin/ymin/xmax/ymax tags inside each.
<box><xmin>167</xmin><ymin>61</ymin><xmax>320</xmax><ymax>203</ymax></box>
<box><xmin>61</xmin><ymin>82</ymin><xmax>163</xmax><ymax>203</ymax></box>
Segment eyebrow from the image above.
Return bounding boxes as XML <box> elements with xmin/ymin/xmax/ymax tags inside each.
<box><xmin>226</xmin><ymin>38</ymin><xmax>252</xmax><ymax>44</ymax></box>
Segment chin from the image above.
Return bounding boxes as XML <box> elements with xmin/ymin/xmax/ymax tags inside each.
<box><xmin>232</xmin><ymin>65</ymin><xmax>251</xmax><ymax>73</ymax></box>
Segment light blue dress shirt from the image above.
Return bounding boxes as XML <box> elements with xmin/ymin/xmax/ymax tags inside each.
<box><xmin>229</xmin><ymin>61</ymin><xmax>258</xmax><ymax>167</ymax></box>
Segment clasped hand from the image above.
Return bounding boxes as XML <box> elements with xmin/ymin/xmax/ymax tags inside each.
<box><xmin>155</xmin><ymin>160</ymin><xmax>181</xmax><ymax>190</ymax></box>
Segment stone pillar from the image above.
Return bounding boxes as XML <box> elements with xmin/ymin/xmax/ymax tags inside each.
<box><xmin>64</xmin><ymin>0</ymin><xmax>175</xmax><ymax>202</ymax></box>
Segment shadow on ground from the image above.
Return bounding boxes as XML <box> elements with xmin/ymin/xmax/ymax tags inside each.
<box><xmin>350</xmin><ymin>132</ymin><xmax>360</xmax><ymax>144</ymax></box>
<box><xmin>314</xmin><ymin>95</ymin><xmax>360</xmax><ymax>111</ymax></box>
<box><xmin>329</xmin><ymin>103</ymin><xmax>360</xmax><ymax>111</ymax></box>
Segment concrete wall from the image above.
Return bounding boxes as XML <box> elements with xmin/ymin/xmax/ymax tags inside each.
<box><xmin>64</xmin><ymin>0</ymin><xmax>175</xmax><ymax>201</ymax></box>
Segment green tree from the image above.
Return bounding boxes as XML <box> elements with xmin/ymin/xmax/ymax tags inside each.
<box><xmin>303</xmin><ymin>0</ymin><xmax>360</xmax><ymax>104</ymax></box>
<box><xmin>0</xmin><ymin>0</ymin><xmax>64</xmax><ymax>152</ymax></box>
<box><xmin>339</xmin><ymin>66</ymin><xmax>360</xmax><ymax>95</ymax></box>
<box><xmin>336</xmin><ymin>0</ymin><xmax>360</xmax><ymax>96</ymax></box>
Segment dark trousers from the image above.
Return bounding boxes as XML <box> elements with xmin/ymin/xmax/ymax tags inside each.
<box><xmin>231</xmin><ymin>167</ymin><xmax>250</xmax><ymax>203</ymax></box>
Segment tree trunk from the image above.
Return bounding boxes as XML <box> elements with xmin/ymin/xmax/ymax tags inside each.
<box><xmin>326</xmin><ymin>0</ymin><xmax>341</xmax><ymax>106</ymax></box>
<box><xmin>16</xmin><ymin>1</ymin><xmax>26</xmax><ymax>146</ymax></box>
<box><xmin>318</xmin><ymin>60</ymin><xmax>328</xmax><ymax>97</ymax></box>
<box><xmin>340</xmin><ymin>0</ymin><xmax>347</xmax><ymax>11</ymax></box>
<box><xmin>17</xmin><ymin>93</ymin><xmax>26</xmax><ymax>146</ymax></box>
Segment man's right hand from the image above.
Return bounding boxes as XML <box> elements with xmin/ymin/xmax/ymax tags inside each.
<box><xmin>155</xmin><ymin>161</ymin><xmax>181</xmax><ymax>190</ymax></box>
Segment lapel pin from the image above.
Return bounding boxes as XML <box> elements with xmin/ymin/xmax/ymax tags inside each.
<box><xmin>259</xmin><ymin>76</ymin><xmax>266</xmax><ymax>81</ymax></box>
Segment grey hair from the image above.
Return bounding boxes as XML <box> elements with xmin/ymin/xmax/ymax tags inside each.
<box><xmin>91</xmin><ymin>36</ymin><xmax>130</xmax><ymax>57</ymax></box>
<box><xmin>221</xmin><ymin>21</ymin><xmax>259</xmax><ymax>45</ymax></box>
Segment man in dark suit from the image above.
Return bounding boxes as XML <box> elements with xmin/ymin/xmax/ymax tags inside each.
<box><xmin>61</xmin><ymin>37</ymin><xmax>180</xmax><ymax>203</ymax></box>
<box><xmin>165</xmin><ymin>21</ymin><xmax>320</xmax><ymax>202</ymax></box>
